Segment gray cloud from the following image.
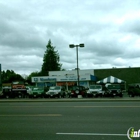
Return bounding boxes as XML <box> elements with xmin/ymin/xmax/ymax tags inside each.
<box><xmin>0</xmin><ymin>0</ymin><xmax>140</xmax><ymax>75</ymax></box>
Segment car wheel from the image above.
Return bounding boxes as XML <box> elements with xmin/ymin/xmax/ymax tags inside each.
<box><xmin>18</xmin><ymin>95</ymin><xmax>22</xmax><ymax>98</ymax></box>
<box><xmin>120</xmin><ymin>94</ymin><xmax>123</xmax><ymax>97</ymax></box>
<box><xmin>6</xmin><ymin>95</ymin><xmax>9</xmax><ymax>99</ymax></box>
<box><xmin>130</xmin><ymin>94</ymin><xmax>134</xmax><ymax>97</ymax></box>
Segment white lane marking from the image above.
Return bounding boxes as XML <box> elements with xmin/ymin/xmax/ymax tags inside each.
<box><xmin>56</xmin><ymin>132</ymin><xmax>127</xmax><ymax>136</ymax></box>
<box><xmin>0</xmin><ymin>114</ymin><xmax>62</xmax><ymax>117</ymax></box>
<box><xmin>74</xmin><ymin>106</ymin><xmax>140</xmax><ymax>108</ymax></box>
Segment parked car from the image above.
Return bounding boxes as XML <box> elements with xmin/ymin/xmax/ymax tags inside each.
<box><xmin>68</xmin><ymin>86</ymin><xmax>87</xmax><ymax>98</ymax></box>
<box><xmin>29</xmin><ymin>87</ymin><xmax>45</xmax><ymax>98</ymax></box>
<box><xmin>45</xmin><ymin>86</ymin><xmax>66</xmax><ymax>98</ymax></box>
<box><xmin>105</xmin><ymin>84</ymin><xmax>123</xmax><ymax>97</ymax></box>
<box><xmin>0</xmin><ymin>87</ymin><xmax>12</xmax><ymax>98</ymax></box>
<box><xmin>25</xmin><ymin>86</ymin><xmax>33</xmax><ymax>98</ymax></box>
<box><xmin>128</xmin><ymin>83</ymin><xmax>140</xmax><ymax>97</ymax></box>
<box><xmin>11</xmin><ymin>81</ymin><xmax>27</xmax><ymax>98</ymax></box>
<box><xmin>26</xmin><ymin>86</ymin><xmax>32</xmax><ymax>94</ymax></box>
<box><xmin>87</xmin><ymin>85</ymin><xmax>105</xmax><ymax>97</ymax></box>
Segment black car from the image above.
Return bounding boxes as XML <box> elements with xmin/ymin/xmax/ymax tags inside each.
<box><xmin>128</xmin><ymin>84</ymin><xmax>140</xmax><ymax>97</ymax></box>
<box><xmin>1</xmin><ymin>87</ymin><xmax>13</xmax><ymax>98</ymax></box>
<box><xmin>68</xmin><ymin>86</ymin><xmax>87</xmax><ymax>98</ymax></box>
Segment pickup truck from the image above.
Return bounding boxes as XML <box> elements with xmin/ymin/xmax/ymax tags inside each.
<box><xmin>105</xmin><ymin>84</ymin><xmax>123</xmax><ymax>97</ymax></box>
<box><xmin>11</xmin><ymin>81</ymin><xmax>27</xmax><ymax>98</ymax></box>
<box><xmin>87</xmin><ymin>85</ymin><xmax>104</xmax><ymax>97</ymax></box>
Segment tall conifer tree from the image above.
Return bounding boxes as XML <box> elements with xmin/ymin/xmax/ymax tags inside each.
<box><xmin>41</xmin><ymin>40</ymin><xmax>62</xmax><ymax>75</ymax></box>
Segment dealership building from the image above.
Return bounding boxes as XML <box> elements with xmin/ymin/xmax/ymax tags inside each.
<box><xmin>31</xmin><ymin>69</ymin><xmax>97</xmax><ymax>89</ymax></box>
<box><xmin>32</xmin><ymin>67</ymin><xmax>140</xmax><ymax>89</ymax></box>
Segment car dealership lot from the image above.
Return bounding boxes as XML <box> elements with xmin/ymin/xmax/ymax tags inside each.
<box><xmin>0</xmin><ymin>99</ymin><xmax>140</xmax><ymax>140</ymax></box>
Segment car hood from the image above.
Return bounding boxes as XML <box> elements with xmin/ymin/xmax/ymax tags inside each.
<box><xmin>89</xmin><ymin>89</ymin><xmax>101</xmax><ymax>92</ymax></box>
<box><xmin>48</xmin><ymin>89</ymin><xmax>60</xmax><ymax>92</ymax></box>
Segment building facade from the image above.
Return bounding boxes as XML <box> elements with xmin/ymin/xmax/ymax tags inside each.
<box><xmin>32</xmin><ymin>67</ymin><xmax>140</xmax><ymax>89</ymax></box>
<box><xmin>32</xmin><ymin>69</ymin><xmax>97</xmax><ymax>89</ymax></box>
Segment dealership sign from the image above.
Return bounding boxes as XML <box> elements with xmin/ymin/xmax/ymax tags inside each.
<box><xmin>57</xmin><ymin>75</ymin><xmax>89</xmax><ymax>81</ymax></box>
<box><xmin>32</xmin><ymin>74</ymin><xmax>95</xmax><ymax>83</ymax></box>
<box><xmin>32</xmin><ymin>77</ymin><xmax>56</xmax><ymax>83</ymax></box>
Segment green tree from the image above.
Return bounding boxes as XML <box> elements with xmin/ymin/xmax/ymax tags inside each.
<box><xmin>1</xmin><ymin>70</ymin><xmax>24</xmax><ymax>83</ymax></box>
<box><xmin>26</xmin><ymin>71</ymin><xmax>41</xmax><ymax>85</ymax></box>
<box><xmin>41</xmin><ymin>40</ymin><xmax>62</xmax><ymax>75</ymax></box>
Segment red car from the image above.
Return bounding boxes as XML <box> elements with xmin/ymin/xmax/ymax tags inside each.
<box><xmin>68</xmin><ymin>86</ymin><xmax>87</xmax><ymax>98</ymax></box>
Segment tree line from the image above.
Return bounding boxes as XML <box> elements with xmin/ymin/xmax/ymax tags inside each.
<box><xmin>1</xmin><ymin>40</ymin><xmax>63</xmax><ymax>85</ymax></box>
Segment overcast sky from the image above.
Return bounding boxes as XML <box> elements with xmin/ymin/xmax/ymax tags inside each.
<box><xmin>0</xmin><ymin>0</ymin><xmax>140</xmax><ymax>76</ymax></box>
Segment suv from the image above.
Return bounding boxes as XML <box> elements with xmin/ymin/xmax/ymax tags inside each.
<box><xmin>68</xmin><ymin>86</ymin><xmax>87</xmax><ymax>98</ymax></box>
<box><xmin>105</xmin><ymin>84</ymin><xmax>123</xmax><ymax>97</ymax></box>
<box><xmin>45</xmin><ymin>86</ymin><xmax>65</xmax><ymax>98</ymax></box>
<box><xmin>128</xmin><ymin>84</ymin><xmax>140</xmax><ymax>97</ymax></box>
<box><xmin>29</xmin><ymin>87</ymin><xmax>45</xmax><ymax>98</ymax></box>
<box><xmin>87</xmin><ymin>85</ymin><xmax>104</xmax><ymax>97</ymax></box>
<box><xmin>0</xmin><ymin>87</ymin><xmax>12</xmax><ymax>98</ymax></box>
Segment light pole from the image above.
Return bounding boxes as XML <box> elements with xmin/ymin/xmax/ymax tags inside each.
<box><xmin>69</xmin><ymin>44</ymin><xmax>84</xmax><ymax>88</ymax></box>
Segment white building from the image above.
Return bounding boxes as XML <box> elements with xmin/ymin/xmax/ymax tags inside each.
<box><xmin>31</xmin><ymin>69</ymin><xmax>97</xmax><ymax>88</ymax></box>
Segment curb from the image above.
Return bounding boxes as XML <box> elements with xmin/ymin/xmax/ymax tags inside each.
<box><xmin>0</xmin><ymin>98</ymin><xmax>140</xmax><ymax>102</ymax></box>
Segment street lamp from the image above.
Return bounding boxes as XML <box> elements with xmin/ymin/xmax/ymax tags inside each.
<box><xmin>69</xmin><ymin>43</ymin><xmax>85</xmax><ymax>88</ymax></box>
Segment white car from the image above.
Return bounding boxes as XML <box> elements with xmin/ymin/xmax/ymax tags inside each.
<box><xmin>45</xmin><ymin>86</ymin><xmax>65</xmax><ymax>98</ymax></box>
<box><xmin>26</xmin><ymin>86</ymin><xmax>32</xmax><ymax>95</ymax></box>
<box><xmin>87</xmin><ymin>85</ymin><xmax>104</xmax><ymax>97</ymax></box>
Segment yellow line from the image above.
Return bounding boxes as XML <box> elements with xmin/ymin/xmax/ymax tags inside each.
<box><xmin>0</xmin><ymin>114</ymin><xmax>62</xmax><ymax>117</ymax></box>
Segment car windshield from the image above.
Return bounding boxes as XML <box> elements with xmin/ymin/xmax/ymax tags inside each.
<box><xmin>33</xmin><ymin>88</ymin><xmax>43</xmax><ymax>91</ymax></box>
<box><xmin>50</xmin><ymin>86</ymin><xmax>61</xmax><ymax>90</ymax></box>
<box><xmin>90</xmin><ymin>85</ymin><xmax>101</xmax><ymax>89</ymax></box>
<box><xmin>108</xmin><ymin>85</ymin><xmax>121</xmax><ymax>89</ymax></box>
<box><xmin>71</xmin><ymin>86</ymin><xmax>84</xmax><ymax>90</ymax></box>
<box><xmin>33</xmin><ymin>88</ymin><xmax>39</xmax><ymax>91</ymax></box>
<box><xmin>12</xmin><ymin>81</ymin><xmax>24</xmax><ymax>85</ymax></box>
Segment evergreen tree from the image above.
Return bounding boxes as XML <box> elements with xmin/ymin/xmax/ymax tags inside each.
<box><xmin>26</xmin><ymin>71</ymin><xmax>41</xmax><ymax>85</ymax></box>
<box><xmin>1</xmin><ymin>70</ymin><xmax>24</xmax><ymax>83</ymax></box>
<box><xmin>41</xmin><ymin>40</ymin><xmax>62</xmax><ymax>75</ymax></box>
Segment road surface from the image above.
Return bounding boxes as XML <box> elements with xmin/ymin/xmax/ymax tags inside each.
<box><xmin>0</xmin><ymin>101</ymin><xmax>139</xmax><ymax>140</ymax></box>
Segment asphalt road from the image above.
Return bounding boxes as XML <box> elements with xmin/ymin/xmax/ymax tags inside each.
<box><xmin>0</xmin><ymin>101</ymin><xmax>140</xmax><ymax>140</ymax></box>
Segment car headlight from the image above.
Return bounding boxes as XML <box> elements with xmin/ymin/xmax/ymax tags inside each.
<box><xmin>75</xmin><ymin>90</ymin><xmax>79</xmax><ymax>94</ymax></box>
<box><xmin>117</xmin><ymin>90</ymin><xmax>121</xmax><ymax>93</ymax></box>
<box><xmin>87</xmin><ymin>91</ymin><xmax>90</xmax><ymax>94</ymax></box>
